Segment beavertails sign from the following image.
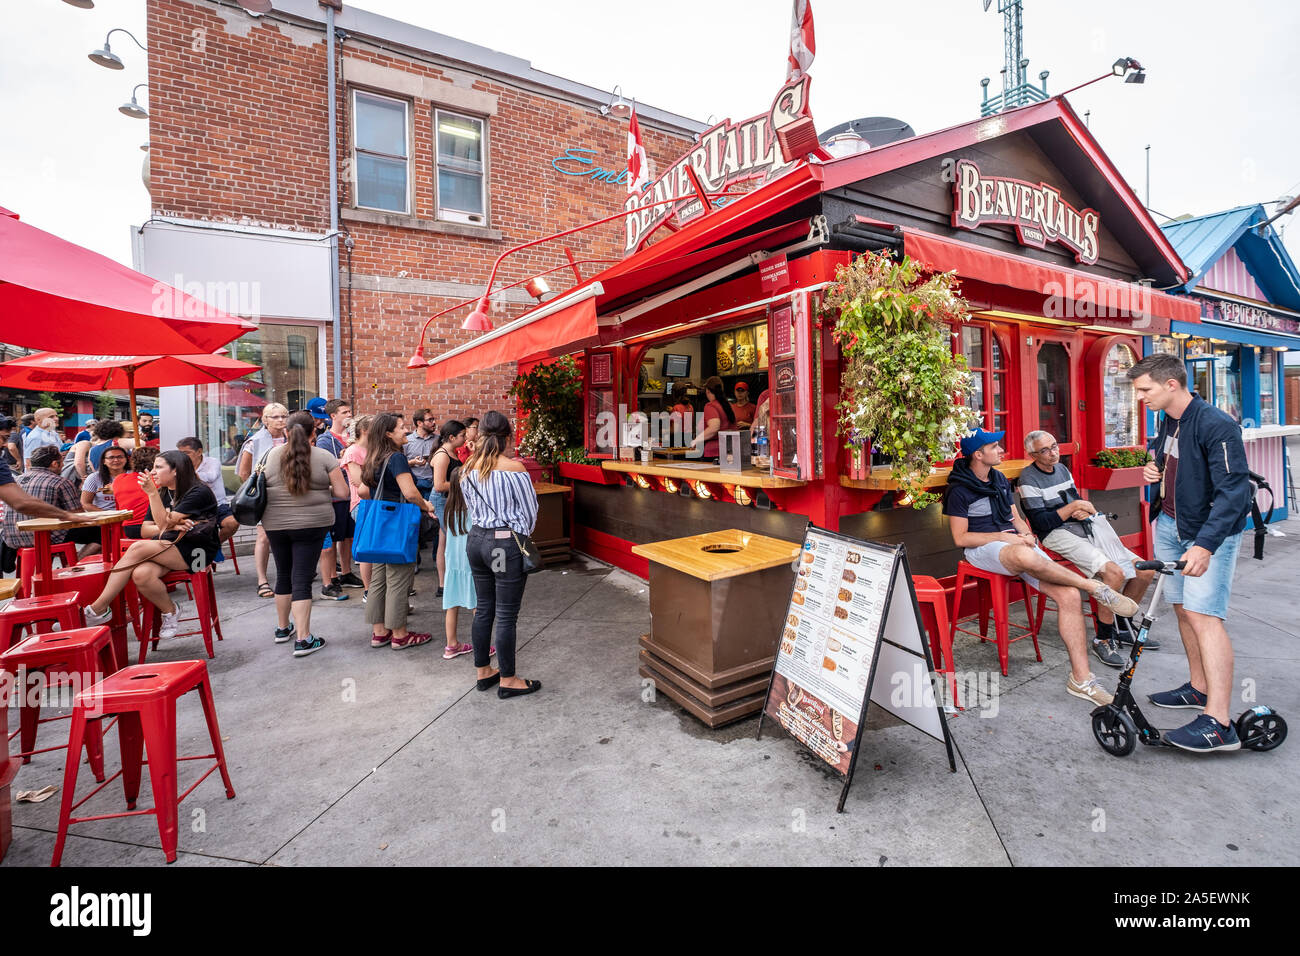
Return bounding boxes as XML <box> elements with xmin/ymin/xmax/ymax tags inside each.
<box><xmin>951</xmin><ymin>159</ymin><xmax>1101</xmax><ymax>265</ymax></box>
<box><xmin>623</xmin><ymin>76</ymin><xmax>814</xmax><ymax>254</ymax></box>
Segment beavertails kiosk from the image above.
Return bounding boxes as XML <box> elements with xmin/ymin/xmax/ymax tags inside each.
<box><xmin>424</xmin><ymin>81</ymin><xmax>1199</xmax><ymax>725</ymax></box>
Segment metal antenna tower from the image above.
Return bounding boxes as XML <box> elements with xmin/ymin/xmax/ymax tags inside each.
<box><xmin>979</xmin><ymin>0</ymin><xmax>1051</xmax><ymax>116</ymax></box>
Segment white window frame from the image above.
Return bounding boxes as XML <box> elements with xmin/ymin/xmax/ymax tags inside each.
<box><xmin>352</xmin><ymin>89</ymin><xmax>412</xmax><ymax>215</ymax></box>
<box><xmin>434</xmin><ymin>108</ymin><xmax>488</xmax><ymax>226</ymax></box>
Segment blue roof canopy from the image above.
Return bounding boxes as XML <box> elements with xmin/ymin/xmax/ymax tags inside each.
<box><xmin>1160</xmin><ymin>204</ymin><xmax>1300</xmax><ymax>311</ymax></box>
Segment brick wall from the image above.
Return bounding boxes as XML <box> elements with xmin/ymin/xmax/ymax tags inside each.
<box><xmin>148</xmin><ymin>0</ymin><xmax>696</xmax><ymax>420</ymax></box>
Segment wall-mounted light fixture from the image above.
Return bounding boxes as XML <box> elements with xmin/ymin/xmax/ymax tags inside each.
<box><xmin>89</xmin><ymin>28</ymin><xmax>147</xmax><ymax>70</ymax></box>
<box><xmin>599</xmin><ymin>86</ymin><xmax>631</xmax><ymax>118</ymax></box>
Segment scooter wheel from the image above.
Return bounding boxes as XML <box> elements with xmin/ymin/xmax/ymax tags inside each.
<box><xmin>1236</xmin><ymin>711</ymin><xmax>1287</xmax><ymax>752</ymax></box>
<box><xmin>1092</xmin><ymin>707</ymin><xmax>1137</xmax><ymax>757</ymax></box>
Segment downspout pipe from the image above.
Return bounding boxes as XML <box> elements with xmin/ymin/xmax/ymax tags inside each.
<box><xmin>325</xmin><ymin>1</ymin><xmax>342</xmax><ymax>397</ymax></box>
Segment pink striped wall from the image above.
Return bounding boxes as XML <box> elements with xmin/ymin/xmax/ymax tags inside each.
<box><xmin>1244</xmin><ymin>435</ymin><xmax>1286</xmax><ymax>520</ymax></box>
<box><xmin>1198</xmin><ymin>246</ymin><xmax>1265</xmax><ymax>300</ymax></box>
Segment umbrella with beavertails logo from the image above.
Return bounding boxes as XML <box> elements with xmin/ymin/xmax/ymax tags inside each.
<box><xmin>0</xmin><ymin>205</ymin><xmax>255</xmax><ymax>353</ymax></box>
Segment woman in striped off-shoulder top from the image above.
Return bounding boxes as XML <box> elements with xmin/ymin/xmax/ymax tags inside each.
<box><xmin>459</xmin><ymin>411</ymin><xmax>541</xmax><ymax>699</ymax></box>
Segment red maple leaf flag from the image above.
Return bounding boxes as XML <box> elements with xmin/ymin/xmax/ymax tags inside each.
<box><xmin>787</xmin><ymin>0</ymin><xmax>815</xmax><ymax>80</ymax></box>
<box><xmin>627</xmin><ymin>106</ymin><xmax>650</xmax><ymax>194</ymax></box>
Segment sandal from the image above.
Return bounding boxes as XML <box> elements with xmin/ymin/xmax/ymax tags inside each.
<box><xmin>370</xmin><ymin>630</ymin><xmax>393</xmax><ymax>648</ymax></box>
<box><xmin>443</xmin><ymin>642</ymin><xmax>472</xmax><ymax>660</ymax></box>
<box><xmin>257</xmin><ymin>582</ymin><xmax>273</xmax><ymax>599</ymax></box>
<box><xmin>391</xmin><ymin>631</ymin><xmax>433</xmax><ymax>650</ymax></box>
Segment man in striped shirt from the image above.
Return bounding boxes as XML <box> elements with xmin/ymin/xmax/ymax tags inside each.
<box><xmin>1018</xmin><ymin>430</ymin><xmax>1155</xmax><ymax>667</ymax></box>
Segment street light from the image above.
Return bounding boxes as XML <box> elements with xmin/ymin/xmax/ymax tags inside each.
<box><xmin>119</xmin><ymin>84</ymin><xmax>149</xmax><ymax>119</ymax></box>
<box><xmin>89</xmin><ymin>28</ymin><xmax>147</xmax><ymax>70</ymax></box>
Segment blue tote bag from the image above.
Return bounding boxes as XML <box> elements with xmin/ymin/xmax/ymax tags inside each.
<box><xmin>352</xmin><ymin>454</ymin><xmax>421</xmax><ymax>564</ymax></box>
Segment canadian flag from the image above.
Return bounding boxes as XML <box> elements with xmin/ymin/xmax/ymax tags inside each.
<box><xmin>787</xmin><ymin>0</ymin><xmax>815</xmax><ymax>81</ymax></box>
<box><xmin>627</xmin><ymin>107</ymin><xmax>650</xmax><ymax>194</ymax></box>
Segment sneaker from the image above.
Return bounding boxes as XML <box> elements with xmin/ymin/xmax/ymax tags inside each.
<box><xmin>436</xmin><ymin>586</ymin><xmax>444</xmax><ymax>598</ymax></box>
<box><xmin>1067</xmin><ymin>672</ymin><xmax>1114</xmax><ymax>706</ymax></box>
<box><xmin>320</xmin><ymin>583</ymin><xmax>349</xmax><ymax>601</ymax></box>
<box><xmin>1091</xmin><ymin>638</ymin><xmax>1125</xmax><ymax>668</ymax></box>
<box><xmin>1148</xmin><ymin>681</ymin><xmax>1207</xmax><ymax>710</ymax></box>
<box><xmin>391</xmin><ymin>631</ymin><xmax>433</xmax><ymax>650</ymax></box>
<box><xmin>214</xmin><ymin>548</ymin><xmax>226</xmax><ymax>564</ymax></box>
<box><xmin>293</xmin><ymin>635</ymin><xmax>326</xmax><ymax>657</ymax></box>
<box><xmin>1091</xmin><ymin>584</ymin><xmax>1138</xmax><ymax>619</ymax></box>
<box><xmin>158</xmin><ymin>602</ymin><xmax>185</xmax><ymax>640</ymax></box>
<box><xmin>274</xmin><ymin>622</ymin><xmax>296</xmax><ymax>644</ymax></box>
<box><xmin>1164</xmin><ymin>713</ymin><xmax>1241</xmax><ymax>753</ymax></box>
<box><xmin>370</xmin><ymin>630</ymin><xmax>392</xmax><ymax>648</ymax></box>
<box><xmin>1114</xmin><ymin>624</ymin><xmax>1160</xmax><ymax>650</ymax></box>
<box><xmin>443</xmin><ymin>642</ymin><xmax>472</xmax><ymax>660</ymax></box>
<box><xmin>337</xmin><ymin>571</ymin><xmax>364</xmax><ymax>589</ymax></box>
<box><xmin>408</xmin><ymin>586</ymin><xmax>417</xmax><ymax>597</ymax></box>
<box><xmin>84</xmin><ymin>604</ymin><xmax>112</xmax><ymax>626</ymax></box>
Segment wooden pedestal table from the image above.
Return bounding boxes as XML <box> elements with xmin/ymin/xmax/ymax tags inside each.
<box><xmin>17</xmin><ymin>511</ymin><xmax>133</xmax><ymax>668</ymax></box>
<box><xmin>532</xmin><ymin>482</ymin><xmax>573</xmax><ymax>566</ymax></box>
<box><xmin>633</xmin><ymin>529</ymin><xmax>799</xmax><ymax>728</ymax></box>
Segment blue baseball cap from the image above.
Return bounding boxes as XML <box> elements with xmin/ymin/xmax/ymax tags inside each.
<box><xmin>959</xmin><ymin>427</ymin><xmax>1005</xmax><ymax>458</ymax></box>
<box><xmin>306</xmin><ymin>397</ymin><xmax>330</xmax><ymax>421</ymax></box>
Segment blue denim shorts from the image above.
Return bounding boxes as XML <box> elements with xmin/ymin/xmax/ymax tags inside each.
<box><xmin>1154</xmin><ymin>512</ymin><xmax>1241</xmax><ymax>620</ymax></box>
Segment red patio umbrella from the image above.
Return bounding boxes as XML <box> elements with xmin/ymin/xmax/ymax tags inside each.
<box><xmin>0</xmin><ymin>352</ymin><xmax>262</xmax><ymax>443</ymax></box>
<box><xmin>0</xmin><ymin>206</ymin><xmax>255</xmax><ymax>354</ymax></box>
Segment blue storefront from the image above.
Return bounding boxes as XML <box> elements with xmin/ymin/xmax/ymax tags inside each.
<box><xmin>1152</xmin><ymin>204</ymin><xmax>1300</xmax><ymax>520</ymax></box>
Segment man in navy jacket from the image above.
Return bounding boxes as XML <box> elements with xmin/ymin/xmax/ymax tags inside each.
<box><xmin>1130</xmin><ymin>353</ymin><xmax>1252</xmax><ymax>752</ymax></box>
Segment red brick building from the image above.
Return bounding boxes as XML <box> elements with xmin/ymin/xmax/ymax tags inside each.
<box><xmin>136</xmin><ymin>0</ymin><xmax>701</xmax><ymax>461</ymax></box>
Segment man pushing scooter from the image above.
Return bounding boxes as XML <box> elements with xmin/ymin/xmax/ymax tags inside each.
<box><xmin>1129</xmin><ymin>354</ymin><xmax>1253</xmax><ymax>753</ymax></box>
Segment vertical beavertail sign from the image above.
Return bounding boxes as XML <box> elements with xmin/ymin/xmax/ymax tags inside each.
<box><xmin>758</xmin><ymin>526</ymin><xmax>956</xmax><ymax>811</ymax></box>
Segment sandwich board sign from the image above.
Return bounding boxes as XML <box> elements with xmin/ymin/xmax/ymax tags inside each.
<box><xmin>757</xmin><ymin>525</ymin><xmax>956</xmax><ymax>811</ymax></box>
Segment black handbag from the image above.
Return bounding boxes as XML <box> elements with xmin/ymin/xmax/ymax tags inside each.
<box><xmin>230</xmin><ymin>449</ymin><xmax>272</xmax><ymax>525</ymax></box>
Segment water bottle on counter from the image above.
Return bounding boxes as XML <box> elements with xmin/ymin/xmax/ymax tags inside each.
<box><xmin>756</xmin><ymin>426</ymin><xmax>770</xmax><ymax>470</ymax></box>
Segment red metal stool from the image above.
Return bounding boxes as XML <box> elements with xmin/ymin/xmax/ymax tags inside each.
<box><xmin>0</xmin><ymin>626</ymin><xmax>118</xmax><ymax>782</ymax></box>
<box><xmin>912</xmin><ymin>575</ymin><xmax>960</xmax><ymax>709</ymax></box>
<box><xmin>51</xmin><ymin>659</ymin><xmax>236</xmax><ymax>866</ymax></box>
<box><xmin>1033</xmin><ymin>553</ymin><xmax>1101</xmax><ymax>635</ymax></box>
<box><xmin>0</xmin><ymin>591</ymin><xmax>85</xmax><ymax>654</ymax></box>
<box><xmin>948</xmin><ymin>561</ymin><xmax>1042</xmax><ymax>677</ymax></box>
<box><xmin>17</xmin><ymin>543</ymin><xmax>77</xmax><ymax>597</ymax></box>
<box><xmin>138</xmin><ymin>566</ymin><xmax>223</xmax><ymax>663</ymax></box>
<box><xmin>224</xmin><ymin>538</ymin><xmax>240</xmax><ymax>574</ymax></box>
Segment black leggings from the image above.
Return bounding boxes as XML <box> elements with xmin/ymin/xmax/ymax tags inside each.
<box><xmin>265</xmin><ymin>526</ymin><xmax>330</xmax><ymax>601</ymax></box>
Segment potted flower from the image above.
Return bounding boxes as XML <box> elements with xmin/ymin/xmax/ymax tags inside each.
<box><xmin>510</xmin><ymin>357</ymin><xmax>583</xmax><ymax>482</ymax></box>
<box><xmin>1080</xmin><ymin>446</ymin><xmax>1153</xmax><ymax>490</ymax></box>
<box><xmin>823</xmin><ymin>250</ymin><xmax>974</xmax><ymax>508</ymax></box>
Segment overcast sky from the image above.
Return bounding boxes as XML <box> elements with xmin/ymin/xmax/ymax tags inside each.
<box><xmin>3</xmin><ymin>0</ymin><xmax>1298</xmax><ymax>273</ymax></box>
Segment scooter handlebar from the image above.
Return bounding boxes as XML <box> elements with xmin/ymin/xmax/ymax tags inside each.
<box><xmin>1134</xmin><ymin>559</ymin><xmax>1187</xmax><ymax>572</ymax></box>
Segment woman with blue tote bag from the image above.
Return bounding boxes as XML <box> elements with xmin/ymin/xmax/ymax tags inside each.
<box><xmin>357</xmin><ymin>413</ymin><xmax>437</xmax><ymax>650</ymax></box>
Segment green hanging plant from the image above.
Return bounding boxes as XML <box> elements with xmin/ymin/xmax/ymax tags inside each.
<box><xmin>508</xmin><ymin>356</ymin><xmax>585</xmax><ymax>466</ymax></box>
<box><xmin>821</xmin><ymin>250</ymin><xmax>975</xmax><ymax>509</ymax></box>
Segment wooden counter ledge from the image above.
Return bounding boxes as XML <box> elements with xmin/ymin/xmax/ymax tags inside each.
<box><xmin>839</xmin><ymin>459</ymin><xmax>1029</xmax><ymax>491</ymax></box>
<box><xmin>631</xmin><ymin>529</ymin><xmax>800</xmax><ymax>582</ymax></box>
<box><xmin>602</xmin><ymin>460</ymin><xmax>806</xmax><ymax>490</ymax></box>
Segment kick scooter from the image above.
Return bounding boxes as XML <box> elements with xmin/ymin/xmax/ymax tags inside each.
<box><xmin>1090</xmin><ymin>559</ymin><xmax>1288</xmax><ymax>756</ymax></box>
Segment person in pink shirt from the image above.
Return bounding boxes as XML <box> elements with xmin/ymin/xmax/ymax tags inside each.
<box><xmin>340</xmin><ymin>414</ymin><xmax>372</xmax><ymax>595</ymax></box>
<box><xmin>691</xmin><ymin>376</ymin><xmax>737</xmax><ymax>460</ymax></box>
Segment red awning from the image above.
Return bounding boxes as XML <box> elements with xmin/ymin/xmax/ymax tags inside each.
<box><xmin>903</xmin><ymin>230</ymin><xmax>1199</xmax><ymax>332</ymax></box>
<box><xmin>425</xmin><ymin>295</ymin><xmax>598</xmax><ymax>385</ymax></box>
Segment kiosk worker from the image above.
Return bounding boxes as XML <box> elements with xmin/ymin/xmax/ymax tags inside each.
<box><xmin>730</xmin><ymin>383</ymin><xmax>756</xmax><ymax>427</ymax></box>
<box><xmin>1018</xmin><ymin>430</ymin><xmax>1156</xmax><ymax>668</ymax></box>
<box><xmin>943</xmin><ymin>428</ymin><xmax>1140</xmax><ymax>705</ymax></box>
<box><xmin>1129</xmin><ymin>353</ymin><xmax>1253</xmax><ymax>753</ymax></box>
<box><xmin>689</xmin><ymin>376</ymin><xmax>736</xmax><ymax>460</ymax></box>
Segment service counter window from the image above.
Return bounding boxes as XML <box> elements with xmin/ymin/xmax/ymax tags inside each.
<box><xmin>1101</xmin><ymin>343</ymin><xmax>1139</xmax><ymax>447</ymax></box>
<box><xmin>1260</xmin><ymin>349</ymin><xmax>1279</xmax><ymax>426</ymax></box>
<box><xmin>1036</xmin><ymin>342</ymin><xmax>1072</xmax><ymax>443</ymax></box>
<box><xmin>961</xmin><ymin>324</ymin><xmax>1009</xmax><ymax>433</ymax></box>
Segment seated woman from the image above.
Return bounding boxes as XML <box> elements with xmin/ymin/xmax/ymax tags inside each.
<box><xmin>84</xmin><ymin>450</ymin><xmax>220</xmax><ymax>640</ymax></box>
<box><xmin>72</xmin><ymin>445</ymin><xmax>131</xmax><ymax>559</ymax></box>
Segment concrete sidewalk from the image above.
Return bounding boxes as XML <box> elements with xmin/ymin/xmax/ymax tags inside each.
<box><xmin>4</xmin><ymin>516</ymin><xmax>1298</xmax><ymax>867</ymax></box>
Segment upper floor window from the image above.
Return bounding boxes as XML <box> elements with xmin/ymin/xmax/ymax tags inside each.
<box><xmin>435</xmin><ymin>109</ymin><xmax>486</xmax><ymax>224</ymax></box>
<box><xmin>353</xmin><ymin>90</ymin><xmax>410</xmax><ymax>213</ymax></box>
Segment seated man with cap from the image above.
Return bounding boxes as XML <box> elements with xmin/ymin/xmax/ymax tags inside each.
<box><xmin>943</xmin><ymin>427</ymin><xmax>1140</xmax><ymax>705</ymax></box>
<box><xmin>1017</xmin><ymin>430</ymin><xmax>1156</xmax><ymax>668</ymax></box>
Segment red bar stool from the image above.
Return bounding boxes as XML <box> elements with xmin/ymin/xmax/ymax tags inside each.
<box><xmin>0</xmin><ymin>626</ymin><xmax>118</xmax><ymax>782</ymax></box>
<box><xmin>1033</xmin><ymin>552</ymin><xmax>1100</xmax><ymax>635</ymax></box>
<box><xmin>17</xmin><ymin>543</ymin><xmax>77</xmax><ymax>597</ymax></box>
<box><xmin>50</xmin><ymin>659</ymin><xmax>236</xmax><ymax>866</ymax></box>
<box><xmin>912</xmin><ymin>575</ymin><xmax>960</xmax><ymax>709</ymax></box>
<box><xmin>0</xmin><ymin>592</ymin><xmax>85</xmax><ymax>654</ymax></box>
<box><xmin>138</xmin><ymin>566</ymin><xmax>223</xmax><ymax>663</ymax></box>
<box><xmin>948</xmin><ymin>561</ymin><xmax>1041</xmax><ymax>677</ymax></box>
